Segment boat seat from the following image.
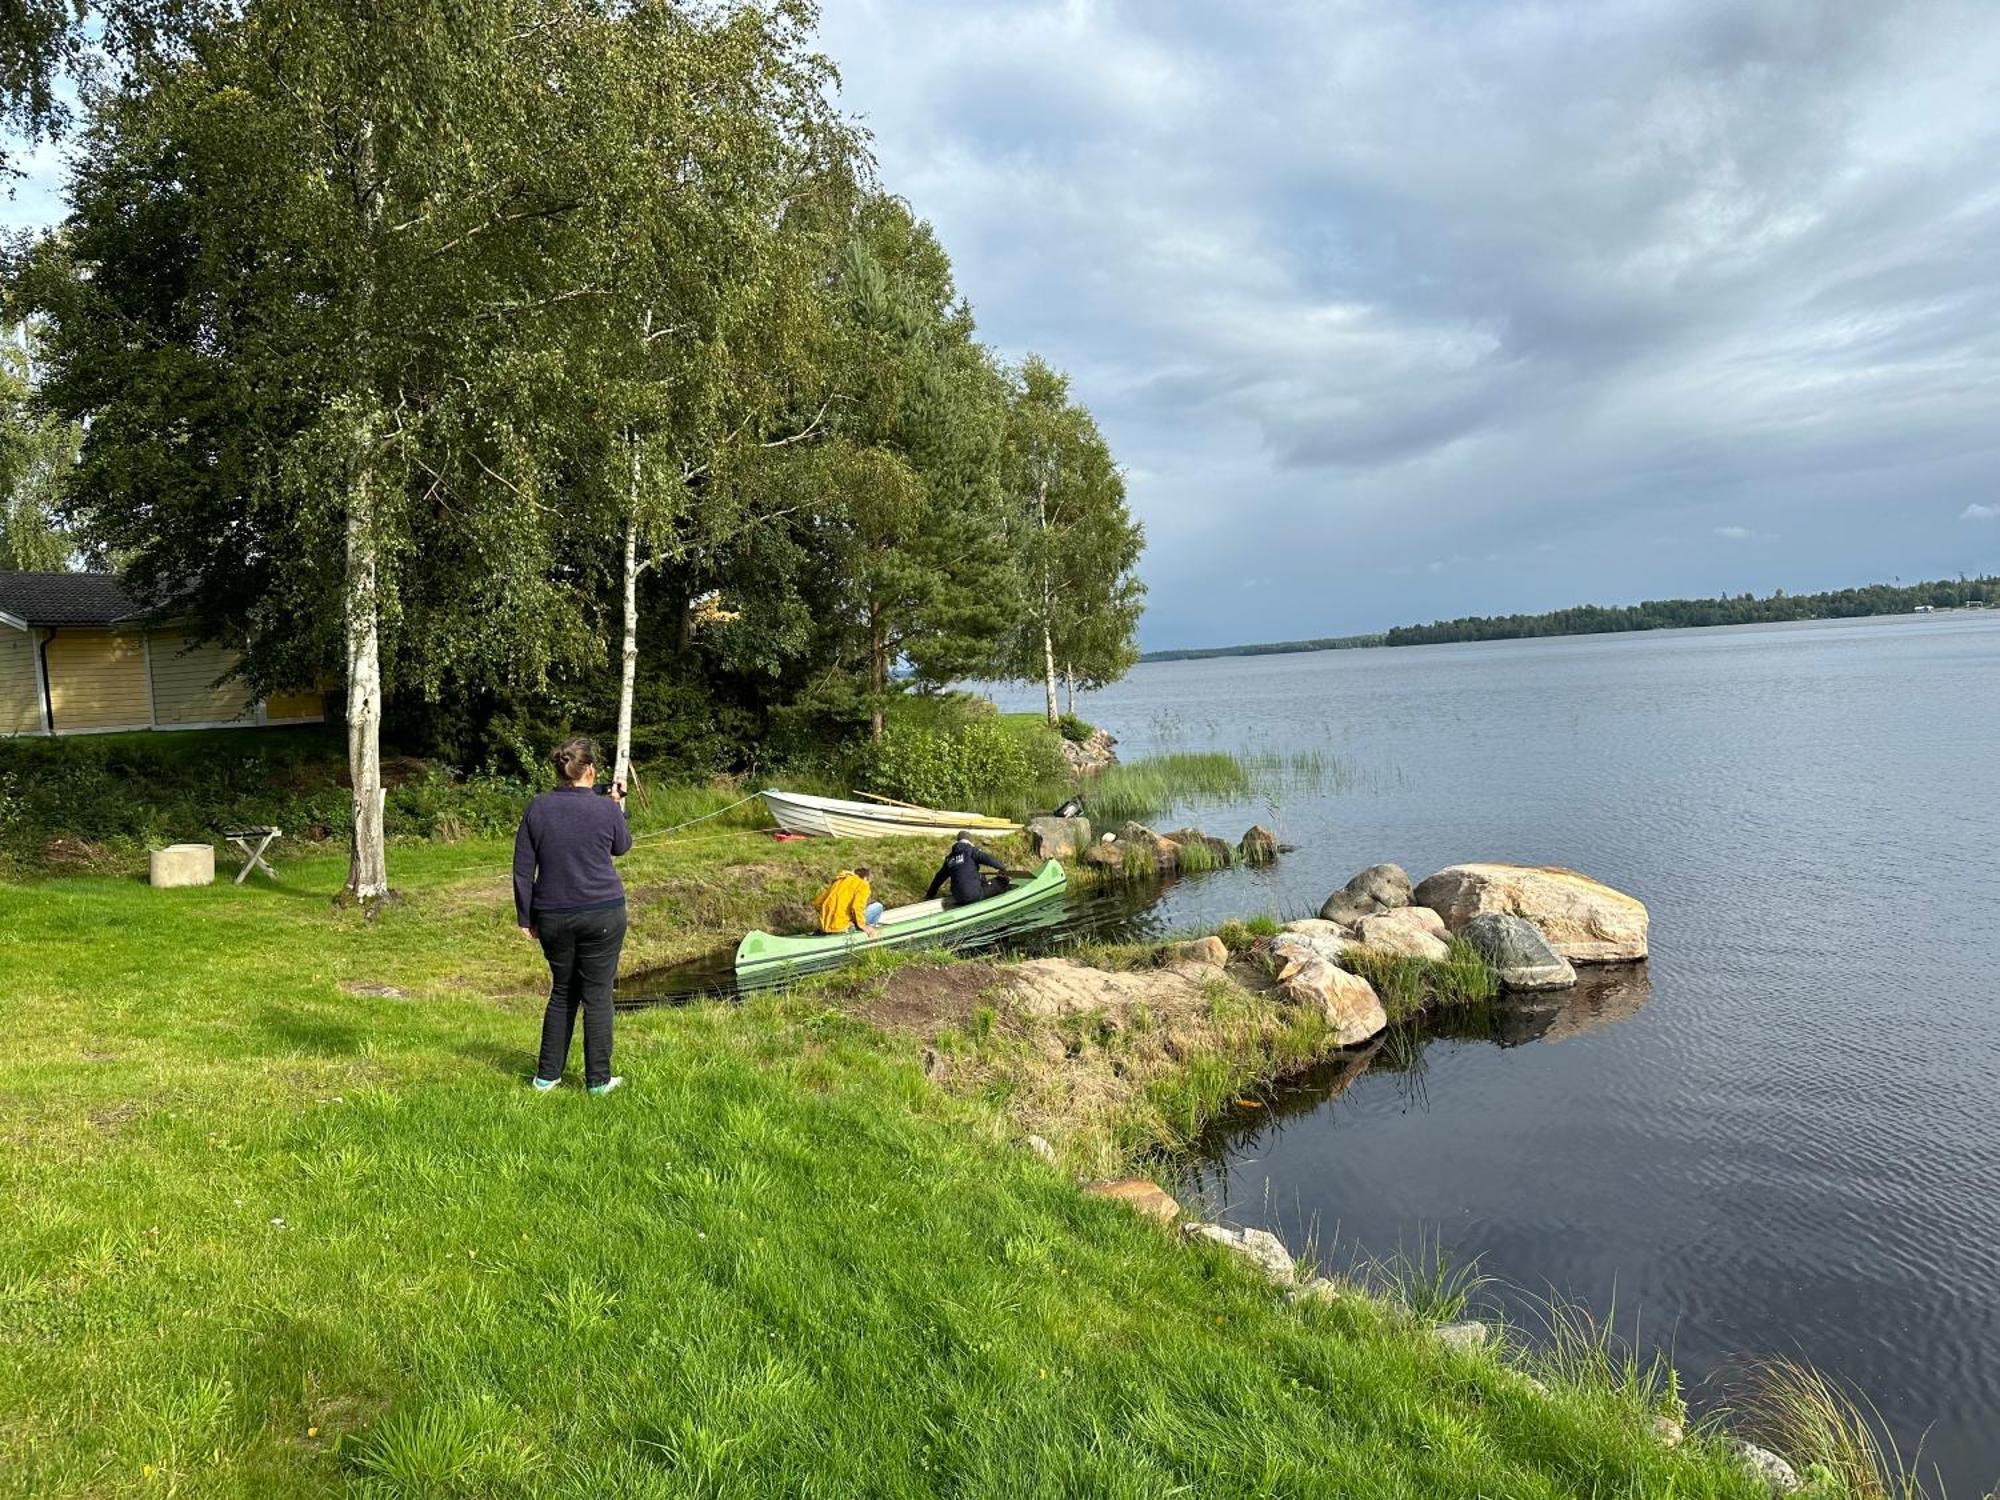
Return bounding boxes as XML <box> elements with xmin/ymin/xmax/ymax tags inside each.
<box><xmin>879</xmin><ymin>899</ymin><xmax>946</xmax><ymax>925</ymax></box>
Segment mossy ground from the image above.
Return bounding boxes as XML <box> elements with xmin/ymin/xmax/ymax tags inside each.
<box><xmin>0</xmin><ymin>820</ymin><xmax>1776</xmax><ymax>1497</ymax></box>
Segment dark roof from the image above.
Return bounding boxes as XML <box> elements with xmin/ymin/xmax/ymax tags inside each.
<box><xmin>0</xmin><ymin>571</ymin><xmax>146</xmax><ymax>626</ymax></box>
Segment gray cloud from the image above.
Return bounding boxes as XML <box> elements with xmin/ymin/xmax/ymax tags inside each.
<box><xmin>9</xmin><ymin>4</ymin><xmax>1998</xmax><ymax>647</ymax></box>
<box><xmin>818</xmin><ymin>0</ymin><xmax>2000</xmax><ymax>646</ymax></box>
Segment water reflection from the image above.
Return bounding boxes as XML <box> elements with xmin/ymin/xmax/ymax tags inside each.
<box><xmin>1190</xmin><ymin>965</ymin><xmax>1655</xmax><ymax>1169</ymax></box>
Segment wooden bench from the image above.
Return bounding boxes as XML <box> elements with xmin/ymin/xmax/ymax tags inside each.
<box><xmin>223</xmin><ymin>827</ymin><xmax>281</xmax><ymax>884</ymax></box>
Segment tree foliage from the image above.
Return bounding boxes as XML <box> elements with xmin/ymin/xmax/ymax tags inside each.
<box><xmin>0</xmin><ymin>323</ymin><xmax>79</xmax><ymax>570</ymax></box>
<box><xmin>1001</xmin><ymin>355</ymin><xmax>1144</xmax><ymax>719</ymax></box>
<box><xmin>11</xmin><ymin>0</ymin><xmax>1148</xmax><ymax>832</ymax></box>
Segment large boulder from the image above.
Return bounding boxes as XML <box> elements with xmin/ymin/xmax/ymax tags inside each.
<box><xmin>1412</xmin><ymin>864</ymin><xmax>1649</xmax><ymax>962</ymax></box>
<box><xmin>1171</xmin><ymin>936</ymin><xmax>1230</xmax><ymax>969</ymax></box>
<box><xmin>1025</xmin><ymin>814</ymin><xmax>1092</xmax><ymax>861</ymax></box>
<box><xmin>1059</xmin><ymin>726</ymin><xmax>1118</xmax><ymax>775</ymax></box>
<box><xmin>1274</xmin><ymin>953</ymin><xmax>1387</xmax><ymax>1045</ymax></box>
<box><xmin>1282</xmin><ymin>917</ymin><xmax>1354</xmax><ymax>938</ymax></box>
<box><xmin>1354</xmin><ymin>909</ymin><xmax>1452</xmax><ymax>963</ymax></box>
<box><xmin>1183</xmin><ymin>1222</ymin><xmax>1297</xmax><ymax>1285</ymax></box>
<box><xmin>1112</xmin><ymin>821</ymin><xmax>1182</xmax><ymax>873</ymax></box>
<box><xmin>1083</xmin><ymin>1178</ymin><xmax>1180</xmax><ymax>1223</ymax></box>
<box><xmin>1239</xmin><ymin>825</ymin><xmax>1279</xmax><ymax>863</ymax></box>
<box><xmin>1459</xmin><ymin>913</ymin><xmax>1577</xmax><ymax>991</ymax></box>
<box><xmin>1007</xmin><ymin>957</ymin><xmax>1215</xmax><ymax>1019</ymax></box>
<box><xmin>1270</xmin><ymin>929</ymin><xmax>1355</xmax><ymax>967</ymax></box>
<box><xmin>1318</xmin><ymin>863</ymin><xmax>1413</xmax><ymax>925</ymax></box>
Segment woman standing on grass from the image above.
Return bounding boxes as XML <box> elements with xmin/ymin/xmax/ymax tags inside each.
<box><xmin>513</xmin><ymin>736</ymin><xmax>631</xmax><ymax>1095</ymax></box>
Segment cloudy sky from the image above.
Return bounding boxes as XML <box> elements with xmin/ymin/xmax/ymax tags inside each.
<box><xmin>7</xmin><ymin>2</ymin><xmax>1998</xmax><ymax>649</ymax></box>
<box><xmin>812</xmin><ymin>0</ymin><xmax>2000</xmax><ymax>648</ymax></box>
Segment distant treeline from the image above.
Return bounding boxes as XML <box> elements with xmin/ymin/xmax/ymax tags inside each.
<box><xmin>1142</xmin><ymin>575</ymin><xmax>2000</xmax><ymax>661</ymax></box>
<box><xmin>1143</xmin><ymin>633</ymin><xmax>1385</xmax><ymax>662</ymax></box>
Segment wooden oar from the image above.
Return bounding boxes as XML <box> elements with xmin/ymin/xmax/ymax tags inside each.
<box><xmin>854</xmin><ymin>789</ymin><xmax>1018</xmax><ymax>828</ymax></box>
<box><xmin>853</xmin><ymin>789</ymin><xmax>938</xmax><ymax>812</ymax></box>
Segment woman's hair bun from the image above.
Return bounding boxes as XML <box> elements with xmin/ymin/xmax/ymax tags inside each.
<box><xmin>550</xmin><ymin>736</ymin><xmax>598</xmax><ymax>783</ymax></box>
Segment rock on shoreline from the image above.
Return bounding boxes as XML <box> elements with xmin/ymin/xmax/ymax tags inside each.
<box><xmin>1413</xmin><ymin>863</ymin><xmax>1649</xmax><ymax>962</ymax></box>
<box><xmin>1300</xmin><ymin>860</ymin><xmax>1648</xmax><ymax>996</ymax></box>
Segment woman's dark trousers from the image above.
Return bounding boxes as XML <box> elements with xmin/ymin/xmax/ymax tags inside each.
<box><xmin>534</xmin><ymin>905</ymin><xmax>628</xmax><ymax>1087</ymax></box>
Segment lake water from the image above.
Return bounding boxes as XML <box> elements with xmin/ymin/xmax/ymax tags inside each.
<box><xmin>993</xmin><ymin>613</ymin><xmax>2000</xmax><ymax>1494</ymax></box>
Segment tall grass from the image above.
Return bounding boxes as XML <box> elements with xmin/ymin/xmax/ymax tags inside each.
<box><xmin>1358</xmin><ymin>1230</ymin><xmax>1494</xmax><ymax>1324</ymax></box>
<box><xmin>1342</xmin><ymin>939</ymin><xmax>1499</xmax><ymax>1023</ymax></box>
<box><xmin>1747</xmin><ymin>1358</ymin><xmax>1940</xmax><ymax>1500</ymax></box>
<box><xmin>1520</xmin><ymin>1292</ymin><xmax>1685</xmax><ymax>1421</ymax></box>
<box><xmin>1068</xmin><ymin>752</ymin><xmax>1258</xmax><ymax>823</ymax></box>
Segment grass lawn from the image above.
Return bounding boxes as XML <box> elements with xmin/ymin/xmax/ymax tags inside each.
<box><xmin>0</xmin><ymin>828</ymin><xmax>1773</xmax><ymax>1497</ymax></box>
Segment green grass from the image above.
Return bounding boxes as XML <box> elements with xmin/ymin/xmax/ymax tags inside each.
<box><xmin>1744</xmin><ymin>1358</ymin><xmax>1937</xmax><ymax>1499</ymax></box>
<box><xmin>1342</xmin><ymin>939</ymin><xmax>1501</xmax><ymax>1023</ymax></box>
<box><xmin>1215</xmin><ymin>915</ymin><xmax>1282</xmax><ymax>951</ymax></box>
<box><xmin>0</xmin><ymin>834</ymin><xmax>1778</xmax><ymax>1497</ymax></box>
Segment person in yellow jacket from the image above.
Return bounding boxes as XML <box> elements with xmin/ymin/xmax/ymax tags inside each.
<box><xmin>814</xmin><ymin>866</ymin><xmax>883</xmax><ymax>935</ymax></box>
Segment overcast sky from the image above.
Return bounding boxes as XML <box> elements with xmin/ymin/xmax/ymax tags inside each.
<box><xmin>813</xmin><ymin>0</ymin><xmax>2000</xmax><ymax>648</ymax></box>
<box><xmin>8</xmin><ymin>2</ymin><xmax>1999</xmax><ymax>649</ymax></box>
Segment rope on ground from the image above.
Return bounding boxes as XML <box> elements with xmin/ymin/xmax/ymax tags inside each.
<box><xmin>631</xmin><ymin>792</ymin><xmax>766</xmax><ymax>845</ymax></box>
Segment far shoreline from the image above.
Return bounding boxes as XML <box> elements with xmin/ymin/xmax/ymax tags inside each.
<box><xmin>1138</xmin><ymin>603</ymin><xmax>1995</xmax><ymax>665</ymax></box>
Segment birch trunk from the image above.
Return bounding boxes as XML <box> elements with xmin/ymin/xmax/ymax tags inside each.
<box><xmin>1037</xmin><ymin>477</ymin><xmax>1058</xmax><ymax>725</ymax></box>
<box><xmin>613</xmin><ymin>434</ymin><xmax>639</xmax><ymax>795</ymax></box>
<box><xmin>1064</xmin><ymin>665</ymin><xmax>1076</xmax><ymax>718</ymax></box>
<box><xmin>344</xmin><ymin>449</ymin><xmax>388</xmax><ymax>903</ymax></box>
<box><xmin>343</xmin><ymin>114</ymin><xmax>389</xmax><ymax>904</ymax></box>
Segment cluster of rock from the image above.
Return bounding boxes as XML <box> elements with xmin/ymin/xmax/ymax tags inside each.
<box><xmin>1026</xmin><ymin>815</ymin><xmax>1281</xmax><ymax>872</ymax></box>
<box><xmin>1057</xmin><ymin>726</ymin><xmax>1119</xmax><ymax>775</ymax></box>
<box><xmin>1257</xmin><ymin>861</ymin><xmax>1650</xmax><ymax>1049</ymax></box>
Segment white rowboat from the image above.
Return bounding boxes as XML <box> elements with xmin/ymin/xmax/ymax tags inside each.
<box><xmin>760</xmin><ymin>789</ymin><xmax>1021</xmax><ymax>840</ymax></box>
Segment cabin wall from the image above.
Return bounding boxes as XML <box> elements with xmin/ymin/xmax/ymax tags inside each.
<box><xmin>262</xmin><ymin>686</ymin><xmax>327</xmax><ymax>723</ymax></box>
<box><xmin>0</xmin><ymin>629</ymin><xmax>45</xmax><ymax>735</ymax></box>
<box><xmin>0</xmin><ymin>624</ymin><xmax>327</xmax><ymax>737</ymax></box>
<box><xmin>148</xmin><ymin>630</ymin><xmax>257</xmax><ymax>726</ymax></box>
<box><xmin>45</xmin><ymin>628</ymin><xmax>153</xmax><ymax>733</ymax></box>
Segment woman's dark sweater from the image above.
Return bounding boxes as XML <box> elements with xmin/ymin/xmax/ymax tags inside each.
<box><xmin>512</xmin><ymin>785</ymin><xmax>632</xmax><ymax>926</ymax></box>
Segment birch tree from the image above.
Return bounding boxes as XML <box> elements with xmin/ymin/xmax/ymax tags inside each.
<box><xmin>1002</xmin><ymin>356</ymin><xmax>1144</xmax><ymax>723</ymax></box>
<box><xmin>545</xmin><ymin>1</ymin><xmax>854</xmax><ymax>794</ymax></box>
<box><xmin>19</xmin><ymin>1</ymin><xmax>655</xmax><ymax>904</ymax></box>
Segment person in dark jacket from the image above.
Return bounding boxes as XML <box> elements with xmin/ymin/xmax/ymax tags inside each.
<box><xmin>926</xmin><ymin>832</ymin><xmax>1010</xmax><ymax>908</ymax></box>
<box><xmin>514</xmin><ymin>736</ymin><xmax>632</xmax><ymax>1095</ymax></box>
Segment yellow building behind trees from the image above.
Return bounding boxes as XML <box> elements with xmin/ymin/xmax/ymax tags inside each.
<box><xmin>0</xmin><ymin>572</ymin><xmax>324</xmax><ymax>737</ymax></box>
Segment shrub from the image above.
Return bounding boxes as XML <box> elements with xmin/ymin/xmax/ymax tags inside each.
<box><xmin>1056</xmin><ymin>712</ymin><xmax>1094</xmax><ymax>744</ymax></box>
<box><xmin>0</xmin><ymin>727</ymin><xmax>549</xmax><ymax>867</ymax></box>
<box><xmin>861</xmin><ymin>720</ymin><xmax>1069</xmax><ymax>813</ymax></box>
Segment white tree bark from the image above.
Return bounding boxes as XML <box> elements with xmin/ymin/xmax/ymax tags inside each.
<box><xmin>613</xmin><ymin>445</ymin><xmax>639</xmax><ymax>795</ymax></box>
<box><xmin>1064</xmin><ymin>665</ymin><xmax>1075</xmax><ymax>719</ymax></box>
<box><xmin>1037</xmin><ymin>476</ymin><xmax>1059</xmax><ymax>725</ymax></box>
<box><xmin>343</xmin><ymin>114</ymin><xmax>389</xmax><ymax>905</ymax></box>
<box><xmin>344</xmin><ymin>424</ymin><xmax>388</xmax><ymax>904</ymax></box>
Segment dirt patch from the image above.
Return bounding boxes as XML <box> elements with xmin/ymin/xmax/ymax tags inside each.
<box><xmin>885</xmin><ymin>954</ymin><xmax>1343</xmax><ymax>1178</ymax></box>
<box><xmin>86</xmin><ymin>1100</ymin><xmax>149</xmax><ymax>1134</ymax></box>
<box><xmin>42</xmin><ymin>835</ymin><xmax>110</xmax><ymax>870</ymax></box>
<box><xmin>852</xmin><ymin>962</ymin><xmax>1009</xmax><ymax>1038</ymax></box>
<box><xmin>337</xmin><ymin>981</ymin><xmax>407</xmax><ymax>998</ymax></box>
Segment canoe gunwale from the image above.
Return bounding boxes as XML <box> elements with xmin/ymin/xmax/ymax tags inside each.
<box><xmin>733</xmin><ymin>860</ymin><xmax>1066</xmax><ymax>975</ymax></box>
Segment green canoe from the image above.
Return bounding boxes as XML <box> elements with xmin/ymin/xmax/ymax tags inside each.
<box><xmin>734</xmin><ymin>859</ymin><xmax>1068</xmax><ymax>979</ymax></box>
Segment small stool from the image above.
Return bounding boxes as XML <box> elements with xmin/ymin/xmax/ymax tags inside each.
<box><xmin>224</xmin><ymin>826</ymin><xmax>282</xmax><ymax>884</ymax></box>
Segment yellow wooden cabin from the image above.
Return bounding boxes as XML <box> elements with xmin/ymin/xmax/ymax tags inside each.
<box><xmin>0</xmin><ymin>572</ymin><xmax>325</xmax><ymax>737</ymax></box>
